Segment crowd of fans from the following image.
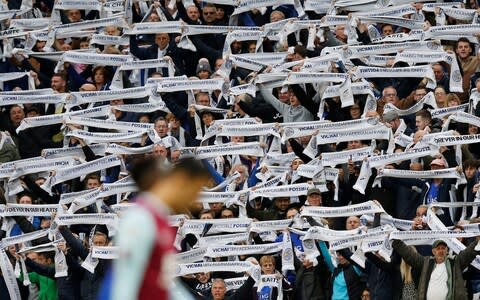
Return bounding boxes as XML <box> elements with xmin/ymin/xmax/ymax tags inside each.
<box><xmin>1</xmin><ymin>0</ymin><xmax>480</xmax><ymax>299</ymax></box>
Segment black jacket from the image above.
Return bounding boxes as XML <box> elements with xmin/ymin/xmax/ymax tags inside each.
<box><xmin>129</xmin><ymin>36</ymin><xmax>187</xmax><ymax>76</ymax></box>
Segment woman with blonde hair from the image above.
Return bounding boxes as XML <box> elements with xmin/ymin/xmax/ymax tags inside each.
<box><xmin>257</xmin><ymin>255</ymin><xmax>293</xmax><ymax>300</ymax></box>
<box><xmin>400</xmin><ymin>247</ymin><xmax>418</xmax><ymax>299</ymax></box>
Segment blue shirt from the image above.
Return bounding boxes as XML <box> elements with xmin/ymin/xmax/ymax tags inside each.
<box><xmin>426</xmin><ymin>182</ymin><xmax>439</xmax><ymax>204</ymax></box>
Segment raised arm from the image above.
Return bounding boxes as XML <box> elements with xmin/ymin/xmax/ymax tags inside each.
<box><xmin>59</xmin><ymin>226</ymin><xmax>89</xmax><ymax>260</ymax></box>
<box><xmin>457</xmin><ymin>239</ymin><xmax>480</xmax><ymax>270</ymax></box>
<box><xmin>259</xmin><ymin>86</ymin><xmax>289</xmax><ymax>115</ymax></box>
<box><xmin>391</xmin><ymin>239</ymin><xmax>425</xmax><ymax>270</ymax></box>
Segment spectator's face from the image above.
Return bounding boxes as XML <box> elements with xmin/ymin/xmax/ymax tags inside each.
<box><xmin>79</xmin><ymin>41</ymin><xmax>90</xmax><ymax>49</ymax></box>
<box><xmin>232</xmin><ymin>166</ymin><xmax>247</xmax><ymax>183</ymax></box>
<box><xmin>337</xmin><ymin>253</ymin><xmax>348</xmax><ymax>265</ymax></box>
<box><xmin>210</xmin><ymin>202</ymin><xmax>223</xmax><ymax>215</ymax></box>
<box><xmin>93</xmin><ymin>235</ymin><xmax>108</xmax><ymax>247</ymax></box>
<box><xmin>61</xmin><ymin>43</ymin><xmax>72</xmax><ymax>51</ymax></box>
<box><xmin>361</xmin><ymin>290</ymin><xmax>371</xmax><ymax>300</ymax></box>
<box><xmin>414</xmin><ymin>89</ymin><xmax>427</xmax><ymax>102</ymax></box>
<box><xmin>214</xmin><ymin>59</ymin><xmax>224</xmax><ymax>71</ymax></box>
<box><xmin>155</xmin><ymin>120</ymin><xmax>168</xmax><ymax>137</ymax></box>
<box><xmin>432</xmin><ymin>245</ymin><xmax>448</xmax><ymax>263</ymax></box>
<box><xmin>198</xmin><ymin>70</ymin><xmax>210</xmax><ymax>79</ymax></box>
<box><xmin>469</xmin><ymin>125</ymin><xmax>479</xmax><ymax>135</ymax></box>
<box><xmin>231</xmin><ymin>136</ymin><xmax>244</xmax><ymax>143</ymax></box>
<box><xmin>202</xmin><ymin>7</ymin><xmax>217</xmax><ymax>24</ymax></box>
<box><xmin>335</xmin><ymin>25</ymin><xmax>347</xmax><ymax>43</ymax></box>
<box><xmin>211</xmin><ymin>281</ymin><xmax>226</xmax><ymax>300</ymax></box>
<box><xmin>200</xmin><ymin>212</ymin><xmax>214</xmax><ymax>219</ymax></box>
<box><xmin>216</xmin><ymin>7</ymin><xmax>225</xmax><ymax>20</ymax></box>
<box><xmin>9</xmin><ymin>106</ymin><xmax>25</xmax><ymax>127</ymax></box>
<box><xmin>169</xmin><ymin>117</ymin><xmax>180</xmax><ymax>129</ymax></box>
<box><xmin>220</xmin><ymin>210</ymin><xmax>234</xmax><ymax>218</ymax></box>
<box><xmin>275</xmin><ymin>197</ymin><xmax>290</xmax><ymax>211</ymax></box>
<box><xmin>40</xmin><ymin>218</ymin><xmax>51</xmax><ymax>229</ymax></box>
<box><xmin>307</xmin><ymin>193</ymin><xmax>322</xmax><ymax>206</ymax></box>
<box><xmin>286</xmin><ymin>209</ymin><xmax>298</xmax><ymax>219</ymax></box>
<box><xmin>67</xmin><ymin>9</ymin><xmax>81</xmax><ymax>22</ymax></box>
<box><xmin>231</xmin><ymin>41</ymin><xmax>242</xmax><ymax>54</ymax></box>
<box><xmin>87</xmin><ymin>178</ymin><xmax>101</xmax><ymax>189</ymax></box>
<box><xmin>171</xmin><ymin>150</ymin><xmax>180</xmax><ymax>163</ymax></box>
<box><xmin>105</xmin><ymin>26</ymin><xmax>119</xmax><ymax>36</ymax></box>
<box><xmin>292</xmin><ymin>52</ymin><xmax>304</xmax><ymax>61</ymax></box>
<box><xmin>383</xmin><ymin>87</ymin><xmax>398</xmax><ymax>106</ymax></box>
<box><xmin>27</xmin><ymin>109</ymin><xmax>39</xmax><ymax>118</ymax></box>
<box><xmin>434</xmin><ymin>88</ymin><xmax>447</xmax><ymax>107</ymax></box>
<box><xmin>346</xmin><ymin>216</ymin><xmax>360</xmax><ymax>230</ymax></box>
<box><xmin>261</xmin><ymin>260</ymin><xmax>275</xmax><ymax>274</ymax></box>
<box><xmin>432</xmin><ymin>64</ymin><xmax>444</xmax><ymax>81</ymax></box>
<box><xmin>456</xmin><ymin>41</ymin><xmax>472</xmax><ymax>59</ymax></box>
<box><xmin>347</xmin><ymin>140</ymin><xmax>362</xmax><ymax>149</ymax></box>
<box><xmin>18</xmin><ymin>195</ymin><xmax>33</xmax><ymax>205</ymax></box>
<box><xmin>349</xmin><ymin>104</ymin><xmax>361</xmax><ymax>119</ymax></box>
<box><xmin>8</xmin><ymin>246</ymin><xmax>17</xmax><ymax>257</ymax></box>
<box><xmin>248</xmin><ymin>43</ymin><xmax>256</xmax><ymax>53</ymax></box>
<box><xmin>289</xmin><ymin>92</ymin><xmax>300</xmax><ymax>107</ymax></box>
<box><xmin>202</xmin><ymin>113</ymin><xmax>214</xmax><ymax>126</ymax></box>
<box><xmin>149</xmin><ymin>12</ymin><xmax>160</xmax><ymax>22</ymax></box>
<box><xmin>388</xmin><ymin>118</ymin><xmax>399</xmax><ymax>130</ymax></box>
<box><xmin>152</xmin><ymin>144</ymin><xmax>168</xmax><ymax>158</ymax></box>
<box><xmin>94</xmin><ymin>69</ymin><xmax>105</xmax><ymax>85</ymax></box>
<box><xmin>139</xmin><ymin>115</ymin><xmax>150</xmax><ymax>123</ymax></box>
<box><xmin>465</xmin><ymin>167</ymin><xmax>477</xmax><ymax>180</ymax></box>
<box><xmin>447</xmin><ymin>98</ymin><xmax>460</xmax><ymax>107</ymax></box>
<box><xmin>155</xmin><ymin>33</ymin><xmax>170</xmax><ymax>50</ymax></box>
<box><xmin>415</xmin><ymin>116</ymin><xmax>428</xmax><ymax>131</ymax></box>
<box><xmin>278</xmin><ymin>90</ymin><xmax>289</xmax><ymax>103</ymax></box>
<box><xmin>196</xmin><ymin>94</ymin><xmax>210</xmax><ymax>106</ymax></box>
<box><xmin>382</xmin><ymin>25</ymin><xmax>394</xmax><ymax>36</ymax></box>
<box><xmin>270</xmin><ymin>11</ymin><xmax>284</xmax><ymax>23</ymax></box>
<box><xmin>51</xmin><ymin>76</ymin><xmax>66</xmax><ymax>92</ymax></box>
<box><xmin>187</xmin><ymin>6</ymin><xmax>200</xmax><ymax>21</ymax></box>
<box><xmin>196</xmin><ymin>272</ymin><xmax>210</xmax><ymax>284</ymax></box>
<box><xmin>36</xmin><ymin>41</ymin><xmax>46</xmax><ymax>51</ymax></box>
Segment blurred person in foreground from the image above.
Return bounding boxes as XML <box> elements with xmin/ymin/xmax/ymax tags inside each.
<box><xmin>109</xmin><ymin>156</ymin><xmax>210</xmax><ymax>299</ymax></box>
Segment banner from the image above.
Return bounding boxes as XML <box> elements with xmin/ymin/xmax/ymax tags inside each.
<box><xmin>41</xmin><ymin>156</ymin><xmax>122</xmax><ymax>192</ymax></box>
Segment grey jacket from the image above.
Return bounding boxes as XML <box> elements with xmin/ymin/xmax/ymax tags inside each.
<box><xmin>392</xmin><ymin>239</ymin><xmax>480</xmax><ymax>300</ymax></box>
<box><xmin>260</xmin><ymin>87</ymin><xmax>314</xmax><ymax>123</ymax></box>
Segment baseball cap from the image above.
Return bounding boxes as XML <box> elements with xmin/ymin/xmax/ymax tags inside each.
<box><xmin>432</xmin><ymin>240</ymin><xmax>448</xmax><ymax>248</ymax></box>
<box><xmin>430</xmin><ymin>159</ymin><xmax>446</xmax><ymax>167</ymax></box>
<box><xmin>307</xmin><ymin>188</ymin><xmax>321</xmax><ymax>196</ymax></box>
